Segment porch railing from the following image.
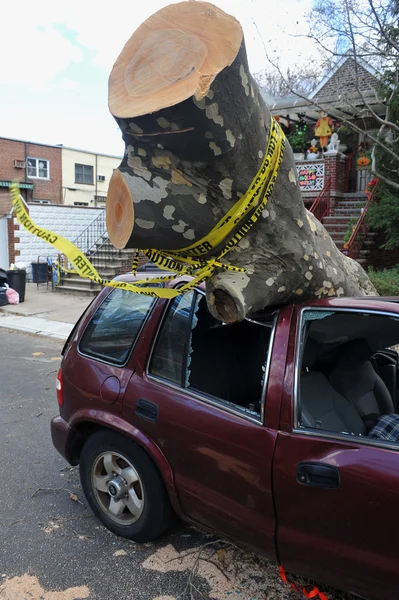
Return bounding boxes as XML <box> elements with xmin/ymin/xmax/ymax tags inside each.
<box><xmin>309</xmin><ymin>178</ymin><xmax>332</xmax><ymax>222</ymax></box>
<box><xmin>346</xmin><ymin>181</ymin><xmax>379</xmax><ymax>259</ymax></box>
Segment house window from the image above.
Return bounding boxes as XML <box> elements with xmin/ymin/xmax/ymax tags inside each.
<box><xmin>27</xmin><ymin>158</ymin><xmax>49</xmax><ymax>179</ymax></box>
<box><xmin>73</xmin><ymin>202</ymin><xmax>89</xmax><ymax>206</ymax></box>
<box><xmin>75</xmin><ymin>164</ymin><xmax>94</xmax><ymax>185</ymax></box>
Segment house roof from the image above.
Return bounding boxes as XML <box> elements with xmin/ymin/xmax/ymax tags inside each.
<box><xmin>265</xmin><ymin>54</ymin><xmax>385</xmax><ymax>123</ymax></box>
<box><xmin>309</xmin><ymin>52</ymin><xmax>377</xmax><ymax>99</ymax></box>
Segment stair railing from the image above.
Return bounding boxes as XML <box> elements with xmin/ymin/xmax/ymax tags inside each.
<box><xmin>309</xmin><ymin>178</ymin><xmax>332</xmax><ymax>222</ymax></box>
<box><xmin>59</xmin><ymin>209</ymin><xmax>124</xmax><ymax>279</ymax></box>
<box><xmin>346</xmin><ymin>181</ymin><xmax>379</xmax><ymax>259</ymax></box>
<box><xmin>72</xmin><ymin>210</ymin><xmax>106</xmax><ymax>254</ymax></box>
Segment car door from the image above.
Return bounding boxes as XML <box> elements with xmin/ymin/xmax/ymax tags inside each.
<box><xmin>274</xmin><ymin>300</ymin><xmax>399</xmax><ymax>600</ymax></box>
<box><xmin>123</xmin><ymin>290</ymin><xmax>290</xmax><ymax>558</ymax></box>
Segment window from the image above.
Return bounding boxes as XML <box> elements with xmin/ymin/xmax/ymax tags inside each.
<box><xmin>74</xmin><ymin>202</ymin><xmax>89</xmax><ymax>206</ymax></box>
<box><xmin>297</xmin><ymin>308</ymin><xmax>399</xmax><ymax>442</ymax></box>
<box><xmin>75</xmin><ymin>163</ymin><xmax>94</xmax><ymax>185</ymax></box>
<box><xmin>27</xmin><ymin>158</ymin><xmax>49</xmax><ymax>179</ymax></box>
<box><xmin>32</xmin><ymin>199</ymin><xmax>51</xmax><ymax>204</ymax></box>
<box><xmin>150</xmin><ymin>291</ymin><xmax>194</xmax><ymax>384</ymax></box>
<box><xmin>79</xmin><ymin>288</ymin><xmax>155</xmax><ymax>365</ymax></box>
<box><xmin>149</xmin><ymin>292</ymin><xmax>275</xmax><ymax>419</ymax></box>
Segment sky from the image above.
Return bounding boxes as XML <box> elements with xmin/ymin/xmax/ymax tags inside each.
<box><xmin>0</xmin><ymin>0</ymin><xmax>318</xmax><ymax>157</ymax></box>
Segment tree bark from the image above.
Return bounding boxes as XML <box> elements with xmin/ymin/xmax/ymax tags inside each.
<box><xmin>106</xmin><ymin>0</ymin><xmax>377</xmax><ymax>322</ymax></box>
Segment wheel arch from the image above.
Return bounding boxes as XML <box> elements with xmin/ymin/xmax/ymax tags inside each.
<box><xmin>67</xmin><ymin>411</ymin><xmax>183</xmax><ymax>518</ymax></box>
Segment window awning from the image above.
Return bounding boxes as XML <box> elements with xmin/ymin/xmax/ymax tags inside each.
<box><xmin>0</xmin><ymin>180</ymin><xmax>34</xmax><ymax>190</ymax></box>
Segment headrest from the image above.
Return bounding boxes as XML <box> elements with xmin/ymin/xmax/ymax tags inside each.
<box><xmin>302</xmin><ymin>338</ymin><xmax>319</xmax><ymax>368</ymax></box>
<box><xmin>336</xmin><ymin>339</ymin><xmax>372</xmax><ymax>370</ymax></box>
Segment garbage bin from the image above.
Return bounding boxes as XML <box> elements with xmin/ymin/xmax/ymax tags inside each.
<box><xmin>7</xmin><ymin>269</ymin><xmax>26</xmax><ymax>302</ymax></box>
<box><xmin>31</xmin><ymin>262</ymin><xmax>48</xmax><ymax>284</ymax></box>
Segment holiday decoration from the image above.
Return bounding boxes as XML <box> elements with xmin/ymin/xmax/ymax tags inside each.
<box><xmin>315</xmin><ymin>112</ymin><xmax>334</xmax><ymax>149</ymax></box>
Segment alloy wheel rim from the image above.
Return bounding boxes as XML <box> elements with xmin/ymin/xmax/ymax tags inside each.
<box><xmin>91</xmin><ymin>451</ymin><xmax>144</xmax><ymax>525</ymax></box>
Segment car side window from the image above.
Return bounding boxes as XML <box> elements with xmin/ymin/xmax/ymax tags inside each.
<box><xmin>149</xmin><ymin>291</ymin><xmax>275</xmax><ymax>420</ymax></box>
<box><xmin>149</xmin><ymin>291</ymin><xmax>195</xmax><ymax>384</ymax></box>
<box><xmin>297</xmin><ymin>308</ymin><xmax>399</xmax><ymax>444</ymax></box>
<box><xmin>79</xmin><ymin>288</ymin><xmax>155</xmax><ymax>365</ymax></box>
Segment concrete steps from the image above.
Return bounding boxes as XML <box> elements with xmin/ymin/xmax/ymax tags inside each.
<box><xmin>320</xmin><ymin>198</ymin><xmax>374</xmax><ymax>266</ymax></box>
<box><xmin>56</xmin><ymin>237</ymin><xmax>139</xmax><ymax>296</ymax></box>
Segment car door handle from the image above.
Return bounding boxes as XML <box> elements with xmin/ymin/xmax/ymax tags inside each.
<box><xmin>297</xmin><ymin>462</ymin><xmax>340</xmax><ymax>489</ymax></box>
<box><xmin>136</xmin><ymin>399</ymin><xmax>158</xmax><ymax>422</ymax></box>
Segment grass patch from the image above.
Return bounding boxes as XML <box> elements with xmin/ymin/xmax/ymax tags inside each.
<box><xmin>368</xmin><ymin>267</ymin><xmax>399</xmax><ymax>296</ymax></box>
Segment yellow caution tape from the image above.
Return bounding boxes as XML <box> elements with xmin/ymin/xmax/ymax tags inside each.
<box><xmin>141</xmin><ymin>116</ymin><xmax>285</xmax><ymax>274</ymax></box>
<box><xmin>9</xmin><ymin>188</ymin><xmax>186</xmax><ymax>299</ymax></box>
<box><xmin>10</xmin><ymin>116</ymin><xmax>285</xmax><ymax>299</ymax></box>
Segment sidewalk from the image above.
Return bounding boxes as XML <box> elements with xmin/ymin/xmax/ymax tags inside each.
<box><xmin>0</xmin><ymin>283</ymin><xmax>94</xmax><ymax>340</ymax></box>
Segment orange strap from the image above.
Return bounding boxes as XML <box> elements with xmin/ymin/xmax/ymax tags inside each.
<box><xmin>279</xmin><ymin>566</ymin><xmax>328</xmax><ymax>600</ymax></box>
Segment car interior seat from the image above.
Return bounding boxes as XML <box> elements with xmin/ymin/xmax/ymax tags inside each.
<box><xmin>329</xmin><ymin>339</ymin><xmax>394</xmax><ymax>429</ymax></box>
<box><xmin>300</xmin><ymin>338</ymin><xmax>366</xmax><ymax>435</ymax></box>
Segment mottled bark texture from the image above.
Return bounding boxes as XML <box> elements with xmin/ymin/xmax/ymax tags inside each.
<box><xmin>106</xmin><ymin>1</ymin><xmax>376</xmax><ymax>322</ymax></box>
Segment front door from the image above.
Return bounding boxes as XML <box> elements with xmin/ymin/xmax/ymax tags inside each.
<box><xmin>123</xmin><ymin>290</ymin><xmax>284</xmax><ymax>558</ymax></box>
<box><xmin>274</xmin><ymin>304</ymin><xmax>399</xmax><ymax>600</ymax></box>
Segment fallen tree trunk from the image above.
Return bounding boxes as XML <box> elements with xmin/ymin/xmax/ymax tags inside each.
<box><xmin>106</xmin><ymin>0</ymin><xmax>376</xmax><ymax>322</ymax></box>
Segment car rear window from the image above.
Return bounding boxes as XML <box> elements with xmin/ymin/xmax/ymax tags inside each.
<box><xmin>79</xmin><ymin>288</ymin><xmax>155</xmax><ymax>365</ymax></box>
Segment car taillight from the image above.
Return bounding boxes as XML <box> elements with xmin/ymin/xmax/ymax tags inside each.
<box><xmin>56</xmin><ymin>369</ymin><xmax>63</xmax><ymax>407</ymax></box>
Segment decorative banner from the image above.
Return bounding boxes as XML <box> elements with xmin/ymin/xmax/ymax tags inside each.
<box><xmin>296</xmin><ymin>162</ymin><xmax>325</xmax><ymax>192</ymax></box>
<box><xmin>356</xmin><ymin>150</ymin><xmax>372</xmax><ymax>171</ymax></box>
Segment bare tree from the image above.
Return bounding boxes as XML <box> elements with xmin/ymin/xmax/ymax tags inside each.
<box><xmin>252</xmin><ymin>66</ymin><xmax>321</xmax><ymax>98</ymax></box>
<box><xmin>259</xmin><ymin>0</ymin><xmax>399</xmax><ymax>190</ymax></box>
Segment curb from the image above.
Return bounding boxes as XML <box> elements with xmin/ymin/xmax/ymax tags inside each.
<box><xmin>0</xmin><ymin>315</ymin><xmax>73</xmax><ymax>341</ymax></box>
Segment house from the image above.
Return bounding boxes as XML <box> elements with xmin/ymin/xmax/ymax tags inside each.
<box><xmin>61</xmin><ymin>147</ymin><xmax>121</xmax><ymax>207</ymax></box>
<box><xmin>264</xmin><ymin>53</ymin><xmax>395</xmax><ymax>267</ymax></box>
<box><xmin>0</xmin><ymin>137</ymin><xmax>63</xmax><ymax>270</ymax></box>
<box><xmin>0</xmin><ymin>136</ymin><xmax>122</xmax><ymax>272</ymax></box>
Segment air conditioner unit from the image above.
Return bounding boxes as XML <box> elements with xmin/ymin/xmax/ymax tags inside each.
<box><xmin>13</xmin><ymin>160</ymin><xmax>25</xmax><ymax>168</ymax></box>
<box><xmin>97</xmin><ymin>175</ymin><xmax>105</xmax><ymax>182</ymax></box>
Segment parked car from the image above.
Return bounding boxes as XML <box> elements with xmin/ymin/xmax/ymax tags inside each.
<box><xmin>51</xmin><ymin>274</ymin><xmax>399</xmax><ymax>600</ymax></box>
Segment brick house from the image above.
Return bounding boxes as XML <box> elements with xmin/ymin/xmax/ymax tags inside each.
<box><xmin>0</xmin><ymin>138</ymin><xmax>62</xmax><ymax>269</ymax></box>
<box><xmin>266</xmin><ymin>54</ymin><xmax>395</xmax><ymax>267</ymax></box>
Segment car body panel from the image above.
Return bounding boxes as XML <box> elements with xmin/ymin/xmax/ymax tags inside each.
<box><xmin>274</xmin><ymin>431</ymin><xmax>399</xmax><ymax>600</ymax></box>
<box><xmin>50</xmin><ymin>277</ymin><xmax>399</xmax><ymax>600</ymax></box>
<box><xmin>274</xmin><ymin>299</ymin><xmax>399</xmax><ymax>600</ymax></box>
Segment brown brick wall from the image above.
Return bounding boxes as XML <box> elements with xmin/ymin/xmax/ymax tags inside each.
<box><xmin>0</xmin><ymin>138</ymin><xmax>62</xmax><ymax>204</ymax></box>
<box><xmin>314</xmin><ymin>58</ymin><xmax>379</xmax><ymax>100</ymax></box>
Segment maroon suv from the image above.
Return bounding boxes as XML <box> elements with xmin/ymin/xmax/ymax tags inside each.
<box><xmin>51</xmin><ymin>274</ymin><xmax>399</xmax><ymax>600</ymax></box>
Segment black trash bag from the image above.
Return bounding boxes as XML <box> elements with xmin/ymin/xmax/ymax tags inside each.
<box><xmin>0</xmin><ymin>287</ymin><xmax>8</xmax><ymax>307</ymax></box>
<box><xmin>0</xmin><ymin>269</ymin><xmax>7</xmax><ymax>287</ymax></box>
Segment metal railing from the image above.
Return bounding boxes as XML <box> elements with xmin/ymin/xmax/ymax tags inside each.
<box><xmin>346</xmin><ymin>181</ymin><xmax>379</xmax><ymax>259</ymax></box>
<box><xmin>60</xmin><ymin>209</ymin><xmax>124</xmax><ymax>278</ymax></box>
<box><xmin>72</xmin><ymin>210</ymin><xmax>106</xmax><ymax>254</ymax></box>
<box><xmin>309</xmin><ymin>178</ymin><xmax>332</xmax><ymax>222</ymax></box>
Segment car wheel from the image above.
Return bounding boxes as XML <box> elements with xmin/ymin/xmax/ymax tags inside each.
<box><xmin>79</xmin><ymin>430</ymin><xmax>173</xmax><ymax>541</ymax></box>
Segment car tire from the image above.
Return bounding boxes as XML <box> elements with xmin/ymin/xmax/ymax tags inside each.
<box><xmin>79</xmin><ymin>430</ymin><xmax>173</xmax><ymax>541</ymax></box>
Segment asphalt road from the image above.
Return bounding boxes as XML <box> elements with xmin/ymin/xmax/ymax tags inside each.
<box><xmin>0</xmin><ymin>329</ymin><xmax>354</xmax><ymax>600</ymax></box>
